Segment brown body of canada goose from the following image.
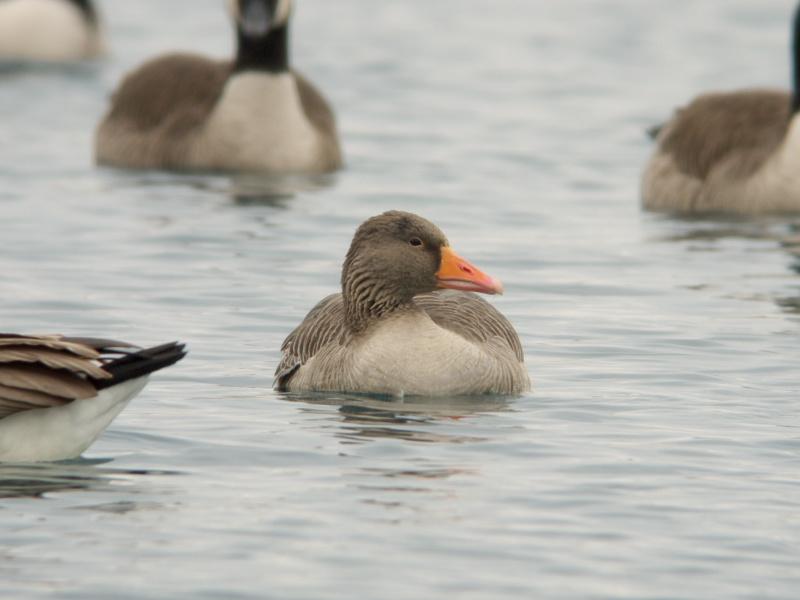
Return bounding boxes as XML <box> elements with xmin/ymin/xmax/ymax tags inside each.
<box><xmin>94</xmin><ymin>0</ymin><xmax>341</xmax><ymax>174</ymax></box>
<box><xmin>642</xmin><ymin>5</ymin><xmax>800</xmax><ymax>214</ymax></box>
<box><xmin>275</xmin><ymin>211</ymin><xmax>531</xmax><ymax>396</ymax></box>
<box><xmin>0</xmin><ymin>335</ymin><xmax>186</xmax><ymax>462</ymax></box>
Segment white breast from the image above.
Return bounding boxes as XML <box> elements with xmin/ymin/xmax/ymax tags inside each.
<box><xmin>728</xmin><ymin>117</ymin><xmax>800</xmax><ymax>213</ymax></box>
<box><xmin>771</xmin><ymin>116</ymin><xmax>800</xmax><ymax>181</ymax></box>
<box><xmin>0</xmin><ymin>377</ymin><xmax>147</xmax><ymax>463</ymax></box>
<box><xmin>191</xmin><ymin>72</ymin><xmax>323</xmax><ymax>173</ymax></box>
<box><xmin>0</xmin><ymin>0</ymin><xmax>102</xmax><ymax>62</ymax></box>
<box><xmin>347</xmin><ymin>313</ymin><xmax>503</xmax><ymax>396</ymax></box>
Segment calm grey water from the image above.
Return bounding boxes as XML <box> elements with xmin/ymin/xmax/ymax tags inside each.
<box><xmin>1</xmin><ymin>0</ymin><xmax>799</xmax><ymax>598</ymax></box>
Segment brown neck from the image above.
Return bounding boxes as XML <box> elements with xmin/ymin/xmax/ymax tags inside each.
<box><xmin>341</xmin><ymin>255</ymin><xmax>411</xmax><ymax>333</ymax></box>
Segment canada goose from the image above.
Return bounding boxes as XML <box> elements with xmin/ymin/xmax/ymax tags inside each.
<box><xmin>642</xmin><ymin>4</ymin><xmax>800</xmax><ymax>214</ymax></box>
<box><xmin>275</xmin><ymin>211</ymin><xmax>531</xmax><ymax>396</ymax></box>
<box><xmin>95</xmin><ymin>0</ymin><xmax>342</xmax><ymax>174</ymax></box>
<box><xmin>0</xmin><ymin>335</ymin><xmax>186</xmax><ymax>462</ymax></box>
<box><xmin>0</xmin><ymin>0</ymin><xmax>102</xmax><ymax>62</ymax></box>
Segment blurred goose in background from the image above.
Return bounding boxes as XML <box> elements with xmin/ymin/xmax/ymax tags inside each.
<box><xmin>0</xmin><ymin>0</ymin><xmax>103</xmax><ymax>62</ymax></box>
<box><xmin>95</xmin><ymin>0</ymin><xmax>342</xmax><ymax>174</ymax></box>
<box><xmin>0</xmin><ymin>335</ymin><xmax>186</xmax><ymax>462</ymax></box>
<box><xmin>275</xmin><ymin>211</ymin><xmax>531</xmax><ymax>396</ymax></box>
<box><xmin>642</xmin><ymin>3</ymin><xmax>800</xmax><ymax>214</ymax></box>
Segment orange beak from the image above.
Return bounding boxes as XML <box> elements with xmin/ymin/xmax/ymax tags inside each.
<box><xmin>435</xmin><ymin>246</ymin><xmax>504</xmax><ymax>295</ymax></box>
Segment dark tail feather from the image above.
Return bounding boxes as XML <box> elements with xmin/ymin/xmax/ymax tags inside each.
<box><xmin>93</xmin><ymin>342</ymin><xmax>187</xmax><ymax>389</ymax></box>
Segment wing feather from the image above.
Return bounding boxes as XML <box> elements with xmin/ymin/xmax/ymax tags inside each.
<box><xmin>0</xmin><ymin>335</ymin><xmax>105</xmax><ymax>419</ymax></box>
<box><xmin>274</xmin><ymin>294</ymin><xmax>346</xmax><ymax>390</ymax></box>
<box><xmin>0</xmin><ymin>334</ymin><xmax>100</xmax><ymax>358</ymax></box>
<box><xmin>0</xmin><ymin>334</ymin><xmax>185</xmax><ymax>421</ymax></box>
<box><xmin>414</xmin><ymin>290</ymin><xmax>524</xmax><ymax>362</ymax></box>
<box><xmin>0</xmin><ymin>364</ymin><xmax>96</xmax><ymax>400</ymax></box>
<box><xmin>0</xmin><ymin>383</ymin><xmax>70</xmax><ymax>417</ymax></box>
<box><xmin>658</xmin><ymin>90</ymin><xmax>790</xmax><ymax>180</ymax></box>
<box><xmin>0</xmin><ymin>347</ymin><xmax>110</xmax><ymax>379</ymax></box>
<box><xmin>295</xmin><ymin>72</ymin><xmax>336</xmax><ymax>132</ymax></box>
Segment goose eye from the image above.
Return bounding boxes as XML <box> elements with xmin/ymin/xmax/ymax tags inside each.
<box><xmin>409</xmin><ymin>238</ymin><xmax>423</xmax><ymax>247</ymax></box>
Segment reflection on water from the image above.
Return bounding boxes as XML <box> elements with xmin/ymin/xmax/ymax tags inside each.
<box><xmin>778</xmin><ymin>226</ymin><xmax>800</xmax><ymax>309</ymax></box>
<box><xmin>95</xmin><ymin>169</ymin><xmax>338</xmax><ymax>207</ymax></box>
<box><xmin>338</xmin><ymin>422</ymin><xmax>487</xmax><ymax>445</ymax></box>
<box><xmin>654</xmin><ymin>217</ymin><xmax>800</xmax><ymax>315</ymax></box>
<box><xmin>282</xmin><ymin>391</ymin><xmax>514</xmax><ymax>416</ymax></box>
<box><xmin>358</xmin><ymin>467</ymin><xmax>474</xmax><ymax>480</ymax></box>
<box><xmin>281</xmin><ymin>391</ymin><xmax>514</xmax><ymax>444</ymax></box>
<box><xmin>655</xmin><ymin>220</ymin><xmax>797</xmax><ymax>245</ymax></box>
<box><xmin>776</xmin><ymin>295</ymin><xmax>800</xmax><ymax>314</ymax></box>
<box><xmin>0</xmin><ymin>459</ymin><xmax>178</xmax><ymax>500</ymax></box>
<box><xmin>229</xmin><ymin>172</ymin><xmax>339</xmax><ymax>206</ymax></box>
<box><xmin>0</xmin><ymin>61</ymin><xmax>101</xmax><ymax>79</ymax></box>
<box><xmin>353</xmin><ymin>466</ymin><xmax>475</xmax><ymax>503</ymax></box>
<box><xmin>782</xmin><ymin>234</ymin><xmax>800</xmax><ymax>260</ymax></box>
<box><xmin>96</xmin><ymin>168</ymin><xmax>228</xmax><ymax>195</ymax></box>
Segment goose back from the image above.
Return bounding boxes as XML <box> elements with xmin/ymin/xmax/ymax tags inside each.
<box><xmin>657</xmin><ymin>90</ymin><xmax>790</xmax><ymax>181</ymax></box>
<box><xmin>95</xmin><ymin>54</ymin><xmax>231</xmax><ymax>168</ymax></box>
<box><xmin>641</xmin><ymin>89</ymin><xmax>800</xmax><ymax>213</ymax></box>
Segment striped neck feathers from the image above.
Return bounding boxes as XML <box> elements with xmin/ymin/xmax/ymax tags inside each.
<box><xmin>341</xmin><ymin>253</ymin><xmax>416</xmax><ymax>334</ymax></box>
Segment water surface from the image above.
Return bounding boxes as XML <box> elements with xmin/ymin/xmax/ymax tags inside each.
<box><xmin>1</xmin><ymin>1</ymin><xmax>799</xmax><ymax>598</ymax></box>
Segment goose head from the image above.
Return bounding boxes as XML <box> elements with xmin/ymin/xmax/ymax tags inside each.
<box><xmin>341</xmin><ymin>211</ymin><xmax>503</xmax><ymax>330</ymax></box>
<box><xmin>229</xmin><ymin>0</ymin><xmax>293</xmax><ymax>37</ymax></box>
<box><xmin>230</xmin><ymin>0</ymin><xmax>294</xmax><ymax>71</ymax></box>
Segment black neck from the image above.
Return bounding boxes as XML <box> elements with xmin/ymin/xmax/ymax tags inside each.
<box><xmin>234</xmin><ymin>24</ymin><xmax>289</xmax><ymax>73</ymax></box>
<box><xmin>792</xmin><ymin>4</ymin><xmax>800</xmax><ymax>113</ymax></box>
<box><xmin>68</xmin><ymin>0</ymin><xmax>97</xmax><ymax>25</ymax></box>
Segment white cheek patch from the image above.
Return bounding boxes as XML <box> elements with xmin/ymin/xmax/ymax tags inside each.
<box><xmin>227</xmin><ymin>0</ymin><xmax>239</xmax><ymax>21</ymax></box>
<box><xmin>228</xmin><ymin>0</ymin><xmax>293</xmax><ymax>30</ymax></box>
<box><xmin>241</xmin><ymin>0</ymin><xmax>271</xmax><ymax>36</ymax></box>
<box><xmin>274</xmin><ymin>0</ymin><xmax>293</xmax><ymax>26</ymax></box>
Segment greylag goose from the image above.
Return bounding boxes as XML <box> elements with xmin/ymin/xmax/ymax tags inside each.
<box><xmin>94</xmin><ymin>0</ymin><xmax>342</xmax><ymax>174</ymax></box>
<box><xmin>0</xmin><ymin>335</ymin><xmax>186</xmax><ymax>462</ymax></box>
<box><xmin>0</xmin><ymin>0</ymin><xmax>102</xmax><ymax>62</ymax></box>
<box><xmin>642</xmin><ymin>4</ymin><xmax>800</xmax><ymax>214</ymax></box>
<box><xmin>275</xmin><ymin>211</ymin><xmax>531</xmax><ymax>396</ymax></box>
